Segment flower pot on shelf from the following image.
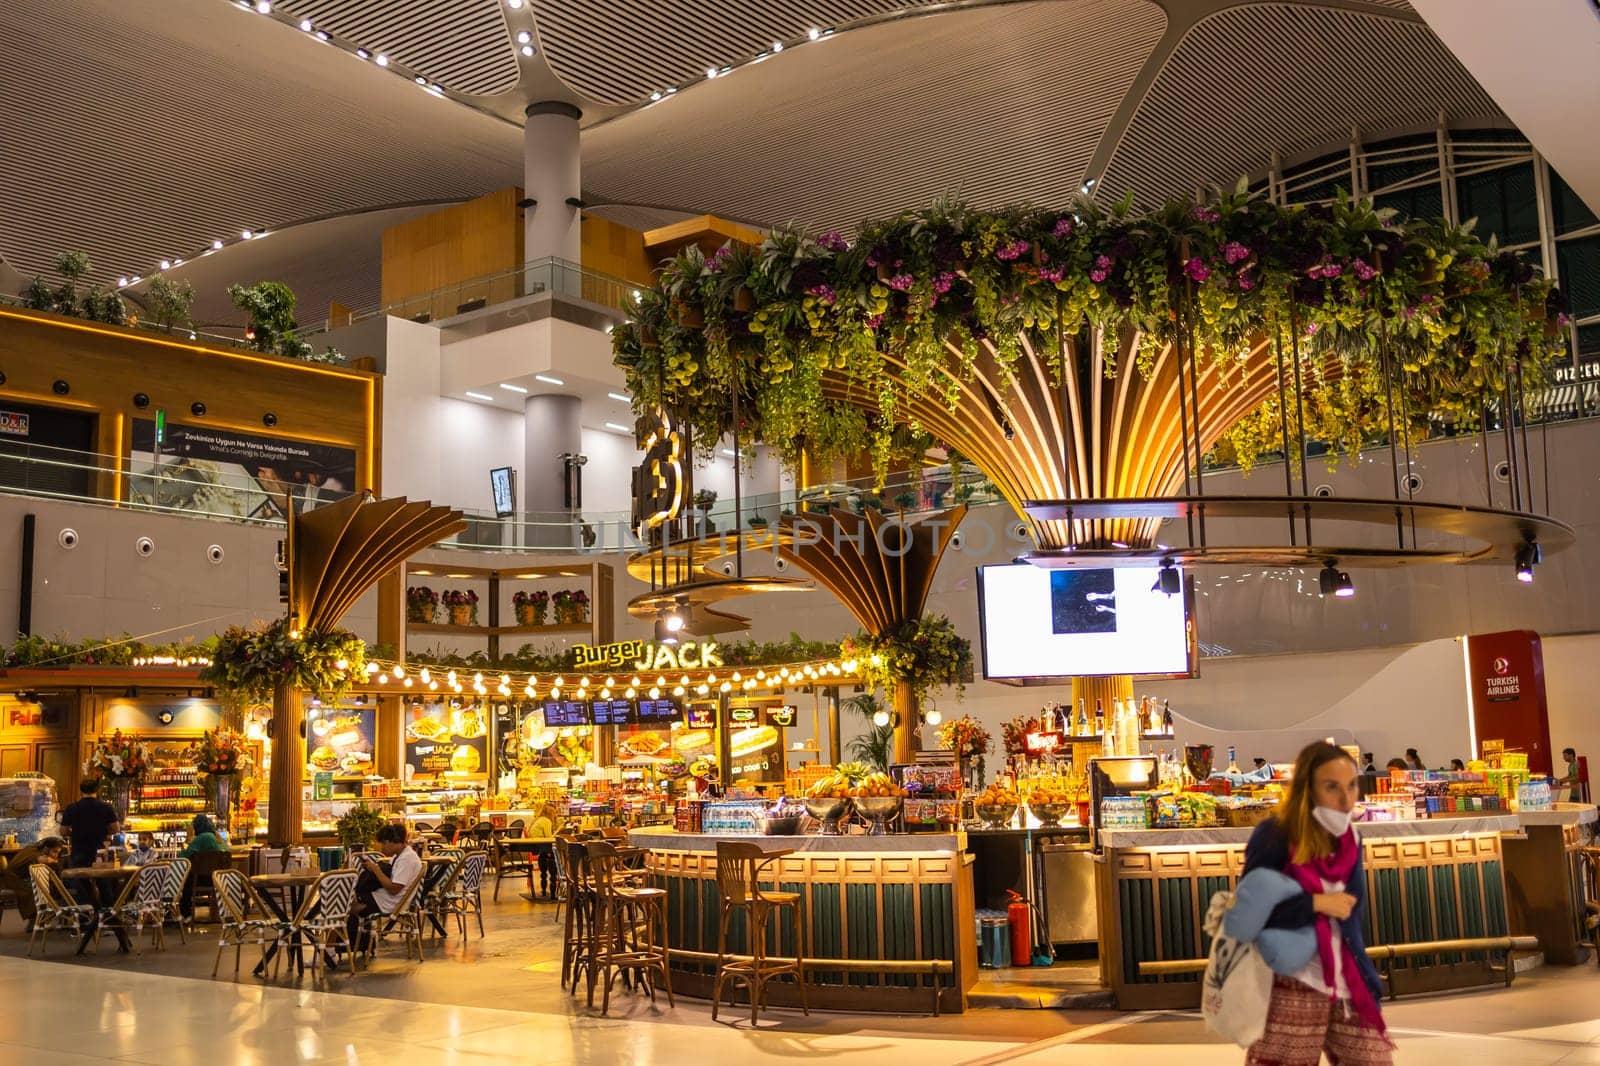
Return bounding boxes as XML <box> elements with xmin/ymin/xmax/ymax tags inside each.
<box><xmin>406</xmin><ymin>605</ymin><xmax>435</xmax><ymax>625</ymax></box>
<box><xmin>513</xmin><ymin>603</ymin><xmax>535</xmax><ymax>627</ymax></box>
<box><xmin>447</xmin><ymin>604</ymin><xmax>475</xmax><ymax>627</ymax></box>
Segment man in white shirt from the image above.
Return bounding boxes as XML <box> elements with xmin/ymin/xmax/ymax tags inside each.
<box><xmin>350</xmin><ymin>824</ymin><xmax>421</xmax><ymax>952</ymax></box>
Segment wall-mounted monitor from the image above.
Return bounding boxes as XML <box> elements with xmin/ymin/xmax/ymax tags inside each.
<box><xmin>490</xmin><ymin>466</ymin><xmax>516</xmax><ymax>518</ymax></box>
<box><xmin>636</xmin><ymin>697</ymin><xmax>682</xmax><ymax>723</ymax></box>
<box><xmin>976</xmin><ymin>563</ymin><xmax>1194</xmax><ymax>680</ymax></box>
<box><xmin>590</xmin><ymin>698</ymin><xmax>637</xmax><ymax>726</ymax></box>
<box><xmin>542</xmin><ymin>699</ymin><xmax>590</xmax><ymax>727</ymax></box>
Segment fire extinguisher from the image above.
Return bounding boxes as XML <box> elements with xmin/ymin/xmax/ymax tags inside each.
<box><xmin>1005</xmin><ymin>890</ymin><xmax>1033</xmax><ymax>967</ymax></box>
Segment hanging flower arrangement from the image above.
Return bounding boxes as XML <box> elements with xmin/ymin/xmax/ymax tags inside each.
<box><xmin>840</xmin><ymin>614</ymin><xmax>974</xmax><ymax>702</ymax></box>
<box><xmin>85</xmin><ymin>729</ymin><xmax>151</xmax><ymax>780</ymax></box>
<box><xmin>614</xmin><ymin>189</ymin><xmax>1567</xmax><ymax>481</ymax></box>
<box><xmin>200</xmin><ymin>618</ymin><xmax>366</xmax><ymax>705</ymax></box>
<box><xmin>185</xmin><ymin>726</ymin><xmax>250</xmax><ymax>778</ymax></box>
<box><xmin>936</xmin><ymin>715</ymin><xmax>992</xmax><ymax>760</ymax></box>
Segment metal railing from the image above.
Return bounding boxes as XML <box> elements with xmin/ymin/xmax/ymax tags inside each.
<box><xmin>303</xmin><ymin>257</ymin><xmax>637</xmax><ymax>336</ymax></box>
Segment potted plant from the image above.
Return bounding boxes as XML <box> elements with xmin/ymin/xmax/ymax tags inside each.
<box><xmin>513</xmin><ymin>589</ymin><xmax>549</xmax><ymax>627</ymax></box>
<box><xmin>894</xmin><ymin>491</ymin><xmax>918</xmax><ymax>511</ymax></box>
<box><xmin>186</xmin><ymin>727</ymin><xmax>249</xmax><ymax>836</ymax></box>
<box><xmin>335</xmin><ymin>803</ymin><xmax>388</xmax><ymax>851</ymax></box>
<box><xmin>693</xmin><ymin>489</ymin><xmax>718</xmax><ymax>512</ymax></box>
<box><xmin>442</xmin><ymin>588</ymin><xmax>479</xmax><ymax>626</ymax></box>
<box><xmin>748</xmin><ymin>514</ymin><xmax>769</xmax><ymax>530</ymax></box>
<box><xmin>84</xmin><ymin>729</ymin><xmax>151</xmax><ymax>820</ymax></box>
<box><xmin>406</xmin><ymin>585</ymin><xmax>438</xmax><ymax>624</ymax></box>
<box><xmin>553</xmin><ymin>588</ymin><xmax>590</xmax><ymax>625</ymax></box>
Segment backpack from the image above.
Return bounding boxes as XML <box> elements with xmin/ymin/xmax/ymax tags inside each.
<box><xmin>1200</xmin><ymin>889</ymin><xmax>1274</xmax><ymax>1047</ymax></box>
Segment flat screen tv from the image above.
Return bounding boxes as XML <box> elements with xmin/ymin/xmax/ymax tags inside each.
<box><xmin>976</xmin><ymin>563</ymin><xmax>1194</xmax><ymax>680</ymax></box>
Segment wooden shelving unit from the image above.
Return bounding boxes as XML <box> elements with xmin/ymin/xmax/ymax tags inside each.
<box><xmin>404</xmin><ymin>560</ymin><xmax>614</xmax><ymax>657</ymax></box>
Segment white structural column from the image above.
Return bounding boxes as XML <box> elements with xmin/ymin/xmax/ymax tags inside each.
<box><xmin>525</xmin><ymin>393</ymin><xmax>582</xmax><ymax>519</ymax></box>
<box><xmin>1410</xmin><ymin>0</ymin><xmax>1600</xmax><ymax>216</ymax></box>
<box><xmin>523</xmin><ymin>101</ymin><xmax>582</xmax><ymax>263</ymax></box>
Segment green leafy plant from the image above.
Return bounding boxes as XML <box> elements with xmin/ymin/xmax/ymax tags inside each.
<box><xmin>146</xmin><ymin>276</ymin><xmax>195</xmax><ymax>333</ymax></box>
<box><xmin>227</xmin><ymin>281</ymin><xmax>344</xmax><ymax>364</ymax></box>
<box><xmin>841</xmin><ymin>614</ymin><xmax>973</xmax><ymax>703</ymax></box>
<box><xmin>200</xmin><ymin>618</ymin><xmax>366</xmax><ymax>703</ymax></box>
<box><xmin>335</xmin><ymin>803</ymin><xmax>388</xmax><ymax>848</ymax></box>
<box><xmin>842</xmin><ymin>692</ymin><xmax>894</xmax><ymax>772</ymax></box>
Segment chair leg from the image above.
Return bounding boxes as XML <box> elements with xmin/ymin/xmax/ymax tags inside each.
<box><xmin>793</xmin><ymin>903</ymin><xmax>809</xmax><ymax>1016</ymax></box>
<box><xmin>711</xmin><ymin>902</ymin><xmax>728</xmax><ymax>1022</ymax></box>
<box><xmin>750</xmin><ymin>904</ymin><xmax>764</xmax><ymax>1026</ymax></box>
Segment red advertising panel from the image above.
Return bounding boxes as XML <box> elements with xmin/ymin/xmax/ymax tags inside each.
<box><xmin>1465</xmin><ymin>630</ymin><xmax>1552</xmax><ymax>776</ymax></box>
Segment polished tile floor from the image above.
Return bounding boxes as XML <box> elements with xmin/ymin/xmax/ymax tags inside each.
<box><xmin>2</xmin><ymin>895</ymin><xmax>1598</xmax><ymax>1064</ymax></box>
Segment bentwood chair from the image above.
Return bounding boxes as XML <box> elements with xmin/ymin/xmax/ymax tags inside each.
<box><xmin>284</xmin><ymin>869</ymin><xmax>359</xmax><ymax>979</ymax></box>
<box><xmin>558</xmin><ymin>835</ymin><xmax>599</xmax><ymax>993</ymax></box>
<box><xmin>114</xmin><ymin>861</ymin><xmax>178</xmax><ymax>952</ymax></box>
<box><xmin>493</xmin><ymin>836</ymin><xmax>534</xmax><ymax>901</ymax></box>
<box><xmin>711</xmin><ymin>841</ymin><xmax>808</xmax><ymax>1024</ymax></box>
<box><xmin>585</xmin><ymin>839</ymin><xmax>673</xmax><ymax>1015</ymax></box>
<box><xmin>212</xmin><ymin>869</ymin><xmax>276</xmax><ymax>976</ymax></box>
<box><xmin>361</xmin><ymin>870</ymin><xmax>426</xmax><ymax>963</ymax></box>
<box><xmin>439</xmin><ymin>851</ymin><xmax>489</xmax><ymax>938</ymax></box>
<box><xmin>1577</xmin><ymin>847</ymin><xmax>1600</xmax><ymax>966</ymax></box>
<box><xmin>26</xmin><ymin>865</ymin><xmax>94</xmax><ymax>957</ymax></box>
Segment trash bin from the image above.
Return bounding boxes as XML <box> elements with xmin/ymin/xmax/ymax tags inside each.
<box><xmin>976</xmin><ymin>913</ymin><xmax>1009</xmax><ymax>969</ymax></box>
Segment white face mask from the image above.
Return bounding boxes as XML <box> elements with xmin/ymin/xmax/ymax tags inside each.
<box><xmin>1312</xmin><ymin>805</ymin><xmax>1352</xmax><ymax>837</ymax></box>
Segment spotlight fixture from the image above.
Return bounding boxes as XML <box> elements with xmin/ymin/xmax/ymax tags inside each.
<box><xmin>653</xmin><ymin>617</ymin><xmax>680</xmax><ymax>646</ymax></box>
<box><xmin>375</xmin><ymin>54</ymin><xmax>389</xmax><ymax>67</ymax></box>
<box><xmin>212</xmin><ymin>239</ymin><xmax>224</xmax><ymax>250</ymax></box>
<box><xmin>1514</xmin><ymin>540</ymin><xmax>1540</xmax><ymax>584</ymax></box>
<box><xmin>160</xmin><ymin>260</ymin><xmax>171</xmax><ymax>270</ymax></box>
<box><xmin>516</xmin><ymin>30</ymin><xmax>531</xmax><ymax>43</ymax></box>
<box><xmin>241</xmin><ymin>229</ymin><xmax>253</xmax><ymax>240</ymax></box>
<box><xmin>772</xmin><ymin>41</ymin><xmax>784</xmax><ymax>52</ymax></box>
<box><xmin>1152</xmin><ymin>558</ymin><xmax>1182</xmax><ymax>597</ymax></box>
<box><xmin>808</xmin><ymin>27</ymin><xmax>821</xmax><ymax>39</ymax></box>
<box><xmin>521</xmin><ymin>45</ymin><xmax>534</xmax><ymax>56</ymax></box>
<box><xmin>299</xmin><ymin>18</ymin><xmax>312</xmax><ymax>31</ymax></box>
<box><xmin>52</xmin><ymin>380</ymin><xmax>69</xmax><ymax>395</ymax></box>
<box><xmin>1318</xmin><ymin>559</ymin><xmax>1354</xmax><ymax>599</ymax></box>
<box><xmin>190</xmin><ymin>401</ymin><xmax>207</xmax><ymax>416</ymax></box>
<box><xmin>650</xmin><ymin>91</ymin><xmax>662</xmax><ymax>101</ymax></box>
<box><xmin>262</xmin><ymin>412</ymin><xmax>278</xmax><ymax>427</ymax></box>
<box><xmin>133</xmin><ymin>392</ymin><xmax>149</xmax><ymax>408</ymax></box>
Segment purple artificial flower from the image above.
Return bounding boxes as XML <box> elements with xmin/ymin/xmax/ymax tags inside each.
<box><xmin>709</xmin><ymin>245</ymin><xmax>732</xmax><ymax>268</ymax></box>
<box><xmin>932</xmin><ymin>271</ymin><xmax>956</xmax><ymax>294</ymax></box>
<box><xmin>1237</xmin><ymin>273</ymin><xmax>1255</xmax><ymax>291</ymax></box>
<box><xmin>817</xmin><ymin>230</ymin><xmax>848</xmax><ymax>252</ymax></box>
<box><xmin>996</xmin><ymin>239</ymin><xmax>1031</xmax><ymax>261</ymax></box>
<box><xmin>807</xmin><ymin>284</ymin><xmax>837</xmax><ymax>306</ymax></box>
<box><xmin>865</xmin><ymin>313</ymin><xmax>884</xmax><ymax>329</ymax></box>
<box><xmin>1039</xmin><ymin>266</ymin><xmax>1067</xmax><ymax>283</ymax></box>
<box><xmin>1053</xmin><ymin>217</ymin><xmax>1074</xmax><ymax>238</ymax></box>
<box><xmin>1089</xmin><ymin>253</ymin><xmax>1113</xmax><ymax>283</ymax></box>
<box><xmin>1221</xmin><ymin>241</ymin><xmax>1251</xmax><ymax>265</ymax></box>
<box><xmin>1184</xmin><ymin>257</ymin><xmax>1211</xmax><ymax>283</ymax></box>
<box><xmin>1351</xmin><ymin>260</ymin><xmax>1377</xmax><ymax>281</ymax></box>
<box><xmin>1192</xmin><ymin>206</ymin><xmax>1221</xmax><ymax>224</ymax></box>
<box><xmin>1305</xmin><ymin>322</ymin><xmax>1319</xmax><ymax>336</ymax></box>
<box><xmin>886</xmin><ymin>273</ymin><xmax>916</xmax><ymax>292</ymax></box>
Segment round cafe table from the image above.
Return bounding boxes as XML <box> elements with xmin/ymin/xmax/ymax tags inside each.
<box><xmin>60</xmin><ymin>865</ymin><xmax>138</xmax><ymax>955</ymax></box>
<box><xmin>249</xmin><ymin>869</ymin><xmax>323</xmax><ymax>976</ymax></box>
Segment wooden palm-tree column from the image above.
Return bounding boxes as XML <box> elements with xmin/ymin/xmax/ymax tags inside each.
<box><xmin>267</xmin><ymin>494</ymin><xmax>465</xmax><ymax>844</ymax></box>
<box><xmin>776</xmin><ymin>504</ymin><xmax>966</xmax><ymax>764</ymax></box>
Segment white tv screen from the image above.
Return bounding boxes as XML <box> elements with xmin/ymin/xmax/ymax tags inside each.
<box><xmin>977</xmin><ymin>563</ymin><xmax>1192</xmax><ymax>679</ymax></box>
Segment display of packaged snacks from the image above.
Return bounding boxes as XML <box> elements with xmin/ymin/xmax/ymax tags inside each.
<box><xmin>1146</xmin><ymin>790</ymin><xmax>1218</xmax><ymax>828</ymax></box>
<box><xmin>1099</xmin><ymin>795</ymin><xmax>1149</xmax><ymax>829</ymax></box>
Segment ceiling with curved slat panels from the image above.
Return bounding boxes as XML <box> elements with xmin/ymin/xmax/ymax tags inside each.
<box><xmin>272</xmin><ymin>0</ymin><xmax>522</xmax><ymax>96</ymax></box>
<box><xmin>1097</xmin><ymin>2</ymin><xmax>1505</xmax><ymax>206</ymax></box>
<box><xmin>580</xmin><ymin>0</ymin><xmax>1167</xmax><ymax>232</ymax></box>
<box><xmin>530</xmin><ymin>0</ymin><xmax>963</xmax><ymax>106</ymax></box>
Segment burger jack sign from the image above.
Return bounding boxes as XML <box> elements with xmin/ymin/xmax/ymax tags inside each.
<box><xmin>573</xmin><ymin>638</ymin><xmax>723</xmax><ymax>673</ymax></box>
<box><xmin>1465</xmin><ymin>630</ymin><xmax>1553</xmax><ymax>776</ymax></box>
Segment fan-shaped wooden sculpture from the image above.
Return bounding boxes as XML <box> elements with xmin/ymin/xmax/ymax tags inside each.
<box><xmin>269</xmin><ymin>493</ymin><xmax>466</xmax><ymax>844</ymax></box>
<box><xmin>776</xmin><ymin>504</ymin><xmax>967</xmax><ymax>762</ymax></box>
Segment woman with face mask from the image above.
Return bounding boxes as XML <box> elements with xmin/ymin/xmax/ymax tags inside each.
<box><xmin>1234</xmin><ymin>741</ymin><xmax>1392</xmax><ymax>1065</ymax></box>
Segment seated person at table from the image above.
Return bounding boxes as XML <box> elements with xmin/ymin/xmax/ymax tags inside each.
<box><xmin>59</xmin><ymin>779</ymin><xmax>120</xmax><ymax>870</ymax></box>
<box><xmin>436</xmin><ymin>819</ymin><xmax>460</xmax><ymax>845</ymax></box>
<box><xmin>529</xmin><ymin>802</ymin><xmax>559</xmax><ymax>898</ymax></box>
<box><xmin>179</xmin><ymin>815</ymin><xmax>229</xmax><ymax>859</ymax></box>
<box><xmin>3</xmin><ymin>836</ymin><xmax>65</xmax><ymax>928</ymax></box>
<box><xmin>350</xmin><ymin>824</ymin><xmax>422</xmax><ymax>949</ymax></box>
<box><xmin>124</xmin><ymin>832</ymin><xmax>159</xmax><ymax>867</ymax></box>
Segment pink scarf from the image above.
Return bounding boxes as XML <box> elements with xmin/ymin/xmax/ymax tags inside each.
<box><xmin>1285</xmin><ymin>826</ymin><xmax>1388</xmax><ymax>1038</ymax></box>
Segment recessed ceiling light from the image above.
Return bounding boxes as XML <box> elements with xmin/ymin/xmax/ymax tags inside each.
<box><xmin>415</xmin><ymin>76</ymin><xmax>427</xmax><ymax>84</ymax></box>
<box><xmin>607</xmin><ymin>392</ymin><xmax>630</xmax><ymax>403</ymax></box>
<box><xmin>534</xmin><ymin>373</ymin><xmax>564</xmax><ymax>386</ymax></box>
<box><xmin>808</xmin><ymin>27</ymin><xmax>820</xmax><ymax>39</ymax></box>
<box><xmin>521</xmin><ymin>45</ymin><xmax>534</xmax><ymax>56</ymax></box>
<box><xmin>173</xmin><ymin>258</ymin><xmax>183</xmax><ymax>267</ymax></box>
<box><xmin>375</xmin><ymin>54</ymin><xmax>389</xmax><ymax>67</ymax></box>
<box><xmin>241</xmin><ymin>229</ymin><xmax>253</xmax><ymax>239</ymax></box>
<box><xmin>428</xmin><ymin>84</ymin><xmax>443</xmax><ymax>94</ymax></box>
<box><xmin>159</xmin><ymin>260</ymin><xmax>171</xmax><ymax>270</ymax></box>
<box><xmin>516</xmin><ymin>31</ymin><xmax>531</xmax><ymax>43</ymax></box>
<box><xmin>356</xmin><ymin>48</ymin><xmax>370</xmax><ymax>60</ymax></box>
<box><xmin>118</xmin><ymin>277</ymin><xmax>128</xmax><ymax>287</ymax></box>
<box><xmin>507</xmin><ymin>0</ymin><xmax>523</xmax><ymax>7</ymax></box>
<box><xmin>315</xmin><ymin>30</ymin><xmax>328</xmax><ymax>41</ymax></box>
<box><xmin>604</xmin><ymin>422</ymin><xmax>631</xmax><ymax>433</ymax></box>
<box><xmin>706</xmin><ymin>66</ymin><xmax>718</xmax><ymax>79</ymax></box>
<box><xmin>666</xmin><ymin>87</ymin><xmax>677</xmax><ymax>94</ymax></box>
<box><xmin>255</xmin><ymin>1</ymin><xmax>271</xmax><ymax>12</ymax></box>
<box><xmin>299</xmin><ymin>18</ymin><xmax>312</xmax><ymax>31</ymax></box>
<box><xmin>772</xmin><ymin>41</ymin><xmax>784</xmax><ymax>52</ymax></box>
<box><xmin>131</xmin><ymin>275</ymin><xmax>141</xmax><ymax>284</ymax></box>
<box><xmin>464</xmin><ymin>391</ymin><xmax>494</xmax><ymax>402</ymax></box>
<box><xmin>212</xmin><ymin>239</ymin><xmax>224</xmax><ymax>250</ymax></box>
<box><xmin>649</xmin><ymin>91</ymin><xmax>662</xmax><ymax>101</ymax></box>
<box><xmin>499</xmin><ymin>383</ymin><xmax>529</xmax><ymax>394</ymax></box>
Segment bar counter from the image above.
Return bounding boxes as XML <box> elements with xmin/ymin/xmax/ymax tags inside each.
<box><xmin>628</xmin><ymin>826</ymin><xmax>976</xmax><ymax>1013</ymax></box>
<box><xmin>1504</xmin><ymin>803</ymin><xmax>1598</xmax><ymax>964</ymax></box>
<box><xmin>1098</xmin><ymin>814</ymin><xmax>1521</xmax><ymax>1009</ymax></box>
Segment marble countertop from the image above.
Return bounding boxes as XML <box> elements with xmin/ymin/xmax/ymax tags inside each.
<box><xmin>628</xmin><ymin>826</ymin><xmax>965</xmax><ymax>854</ymax></box>
<box><xmin>1515</xmin><ymin>803</ymin><xmax>1598</xmax><ymax>827</ymax></box>
<box><xmin>1099</xmin><ymin>813</ymin><xmax>1520</xmax><ymax>849</ymax></box>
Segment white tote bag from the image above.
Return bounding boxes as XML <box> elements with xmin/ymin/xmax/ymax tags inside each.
<box><xmin>1200</xmin><ymin>889</ymin><xmax>1274</xmax><ymax>1048</ymax></box>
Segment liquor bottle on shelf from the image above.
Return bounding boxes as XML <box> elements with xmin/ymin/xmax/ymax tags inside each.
<box><xmin>1093</xmin><ymin>698</ymin><xmax>1105</xmax><ymax>737</ymax></box>
<box><xmin>1100</xmin><ymin>723</ymin><xmax>1115</xmax><ymax>759</ymax></box>
<box><xmin>1146</xmin><ymin>696</ymin><xmax>1161</xmax><ymax>735</ymax></box>
<box><xmin>1122</xmin><ymin>700</ymin><xmax>1139</xmax><ymax>755</ymax></box>
<box><xmin>1161</xmin><ymin>699</ymin><xmax>1173</xmax><ymax>735</ymax></box>
<box><xmin>1226</xmin><ymin>746</ymin><xmax>1240</xmax><ymax>774</ymax></box>
<box><xmin>1076</xmin><ymin>699</ymin><xmax>1089</xmax><ymax>736</ymax></box>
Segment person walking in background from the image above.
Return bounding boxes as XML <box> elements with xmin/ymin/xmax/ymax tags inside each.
<box><xmin>1404</xmin><ymin>749</ymin><xmax>1425</xmax><ymax>771</ymax></box>
<box><xmin>1555</xmin><ymin>748</ymin><xmax>1584</xmax><ymax>803</ymax></box>
<box><xmin>1231</xmin><ymin>741</ymin><xmax>1392</xmax><ymax>1065</ymax></box>
<box><xmin>59</xmin><ymin>779</ymin><xmax>120</xmax><ymax>870</ymax></box>
<box><xmin>1361</xmin><ymin>754</ymin><xmax>1377</xmax><ymax>773</ymax></box>
<box><xmin>1449</xmin><ymin>759</ymin><xmax>1466</xmax><ymax>772</ymax></box>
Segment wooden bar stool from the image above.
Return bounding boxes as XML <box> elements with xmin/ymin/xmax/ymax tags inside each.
<box><xmin>711</xmin><ymin>841</ymin><xmax>808</xmax><ymax>1024</ymax></box>
<box><xmin>557</xmin><ymin>835</ymin><xmax>599</xmax><ymax>993</ymax></box>
<box><xmin>585</xmin><ymin>839</ymin><xmax>674</xmax><ymax>1015</ymax></box>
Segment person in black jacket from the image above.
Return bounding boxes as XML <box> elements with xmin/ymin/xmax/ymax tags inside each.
<box><xmin>1241</xmin><ymin>741</ymin><xmax>1391</xmax><ymax>1065</ymax></box>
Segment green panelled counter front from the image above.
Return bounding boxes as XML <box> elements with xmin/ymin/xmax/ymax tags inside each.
<box><xmin>628</xmin><ymin>828</ymin><xmax>978</xmax><ymax>1013</ymax></box>
<box><xmin>1096</xmin><ymin>816</ymin><xmax>1523</xmax><ymax>1009</ymax></box>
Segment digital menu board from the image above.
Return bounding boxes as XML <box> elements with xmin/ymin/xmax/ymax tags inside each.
<box><xmin>686</xmin><ymin>703</ymin><xmax>717</xmax><ymax>730</ymax></box>
<box><xmin>542</xmin><ymin>699</ymin><xmax>591</xmax><ymax>727</ymax></box>
<box><xmin>590</xmin><ymin>698</ymin><xmax>637</xmax><ymax>726</ymax></box>
<box><xmin>636</xmin><ymin>697</ymin><xmax>681</xmax><ymax>723</ymax></box>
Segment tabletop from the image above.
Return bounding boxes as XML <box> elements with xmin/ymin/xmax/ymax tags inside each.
<box><xmin>250</xmin><ymin>870</ymin><xmax>323</xmax><ymax>887</ymax></box>
<box><xmin>422</xmin><ymin>855</ymin><xmax>456</xmax><ymax>867</ymax></box>
<box><xmin>60</xmin><ymin>865</ymin><xmax>138</xmax><ymax>879</ymax></box>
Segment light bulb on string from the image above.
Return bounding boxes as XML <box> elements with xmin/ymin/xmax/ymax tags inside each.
<box><xmin>673</xmin><ymin>686</ymin><xmax>686</xmax><ymax>696</ymax></box>
<box><xmin>649</xmin><ymin>687</ymin><xmax>661</xmax><ymax>699</ymax></box>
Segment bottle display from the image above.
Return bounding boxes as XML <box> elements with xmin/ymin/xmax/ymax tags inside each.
<box><xmin>1226</xmin><ymin>745</ymin><xmax>1240</xmax><ymax>774</ymax></box>
<box><xmin>1093</xmin><ymin>698</ymin><xmax>1104</xmax><ymax>737</ymax></box>
<box><xmin>1076</xmin><ymin>699</ymin><xmax>1089</xmax><ymax>736</ymax></box>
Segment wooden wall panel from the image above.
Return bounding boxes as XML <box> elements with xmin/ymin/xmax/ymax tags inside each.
<box><xmin>380</xmin><ymin>187</ymin><xmax>525</xmax><ymax>307</ymax></box>
<box><xmin>580</xmin><ymin>213</ymin><xmax>656</xmax><ymax>286</ymax></box>
<box><xmin>0</xmin><ymin>308</ymin><xmax>379</xmax><ymax>492</ymax></box>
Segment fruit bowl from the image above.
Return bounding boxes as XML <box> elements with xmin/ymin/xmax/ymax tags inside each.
<box><xmin>974</xmin><ymin>803</ymin><xmax>1018</xmax><ymax>829</ymax></box>
<box><xmin>761</xmin><ymin>813</ymin><xmax>803</xmax><ymax>835</ymax></box>
<box><xmin>853</xmin><ymin>795</ymin><xmax>903</xmax><ymax>835</ymax></box>
<box><xmin>803</xmin><ymin>796</ymin><xmax>849</xmax><ymax>834</ymax></box>
<box><xmin>1028</xmin><ymin>801</ymin><xmax>1072</xmax><ymax>827</ymax></box>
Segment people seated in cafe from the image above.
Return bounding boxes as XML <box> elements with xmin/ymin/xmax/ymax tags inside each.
<box><xmin>1555</xmin><ymin>747</ymin><xmax>1584</xmax><ymax>803</ymax></box>
<box><xmin>350</xmin><ymin>824</ymin><xmax>423</xmax><ymax>952</ymax></box>
<box><xmin>436</xmin><ymin>818</ymin><xmax>460</xmax><ymax>845</ymax></box>
<box><xmin>179</xmin><ymin>814</ymin><xmax>229</xmax><ymax>860</ymax></box>
<box><xmin>1384</xmin><ymin>758</ymin><xmax>1409</xmax><ymax>773</ymax></box>
<box><xmin>59</xmin><ymin>778</ymin><xmax>121</xmax><ymax>872</ymax></box>
<box><xmin>1405</xmin><ymin>748</ymin><xmax>1425</xmax><ymax>771</ymax></box>
<box><xmin>3</xmin><ymin>835</ymin><xmax>64</xmax><ymax>929</ymax></box>
<box><xmin>124</xmin><ymin>831</ymin><xmax>159</xmax><ymax>867</ymax></box>
<box><xmin>1361</xmin><ymin>753</ymin><xmax>1377</xmax><ymax>773</ymax></box>
<box><xmin>1449</xmin><ymin>759</ymin><xmax>1467</xmax><ymax>773</ymax></box>
<box><xmin>529</xmin><ymin>802</ymin><xmax>559</xmax><ymax>899</ymax></box>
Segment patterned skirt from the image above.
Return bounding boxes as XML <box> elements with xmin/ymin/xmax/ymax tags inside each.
<box><xmin>1244</xmin><ymin>975</ymin><xmax>1392</xmax><ymax>1066</ymax></box>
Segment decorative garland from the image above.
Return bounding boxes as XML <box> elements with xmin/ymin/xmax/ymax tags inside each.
<box><xmin>200</xmin><ymin>618</ymin><xmax>366</xmax><ymax>704</ymax></box>
<box><xmin>614</xmin><ymin>190</ymin><xmax>1567</xmax><ymax>479</ymax></box>
<box><xmin>840</xmin><ymin>615</ymin><xmax>974</xmax><ymax>703</ymax></box>
<box><xmin>5</xmin><ymin>633</ymin><xmax>213</xmax><ymax>669</ymax></box>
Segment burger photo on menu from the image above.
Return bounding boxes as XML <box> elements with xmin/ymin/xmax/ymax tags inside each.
<box><xmin>309</xmin><ymin>745</ymin><xmax>340</xmax><ymax>771</ymax></box>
